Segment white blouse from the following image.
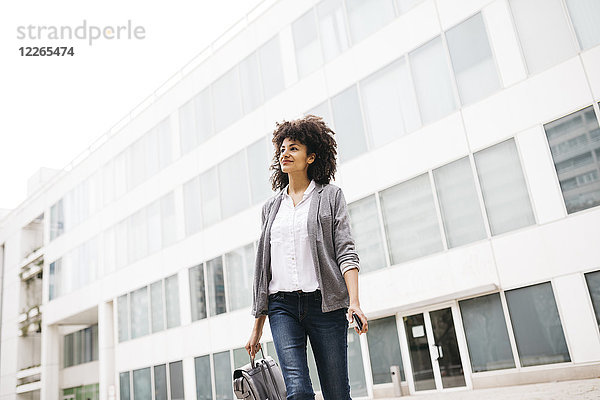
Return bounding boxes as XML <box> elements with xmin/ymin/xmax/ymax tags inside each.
<box><xmin>268</xmin><ymin>179</ymin><xmax>359</xmax><ymax>295</ymax></box>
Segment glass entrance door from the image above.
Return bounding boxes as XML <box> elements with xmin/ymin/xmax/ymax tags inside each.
<box><xmin>403</xmin><ymin>307</ymin><xmax>467</xmax><ymax>392</ymax></box>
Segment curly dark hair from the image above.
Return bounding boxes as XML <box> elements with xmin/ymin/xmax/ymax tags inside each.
<box><xmin>269</xmin><ymin>114</ymin><xmax>338</xmax><ymax>191</ymax></box>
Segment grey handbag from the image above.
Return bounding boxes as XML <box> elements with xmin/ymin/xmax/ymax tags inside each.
<box><xmin>232</xmin><ymin>347</ymin><xmax>287</xmax><ymax>400</ymax></box>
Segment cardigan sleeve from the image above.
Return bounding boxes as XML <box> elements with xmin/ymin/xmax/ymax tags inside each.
<box><xmin>333</xmin><ymin>188</ymin><xmax>361</xmax><ymax>273</ymax></box>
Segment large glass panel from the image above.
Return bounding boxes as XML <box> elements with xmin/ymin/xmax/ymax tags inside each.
<box><xmin>169</xmin><ymin>361</ymin><xmax>185</xmax><ymax>400</ymax></box>
<box><xmin>207</xmin><ymin>256</ymin><xmax>226</xmax><ymax>316</ymax></box>
<box><xmin>509</xmin><ymin>0</ymin><xmax>576</xmax><ymax>74</ymax></box>
<box><xmin>247</xmin><ymin>138</ymin><xmax>272</xmax><ymax>205</ymax></box>
<box><xmin>233</xmin><ymin>347</ymin><xmax>250</xmax><ymax>369</ymax></box>
<box><xmin>147</xmin><ymin>200</ymin><xmax>162</xmax><ymax>254</ymax></box>
<box><xmin>379</xmin><ymin>174</ymin><xmax>444</xmax><ymax>264</ymax></box>
<box><xmin>132</xmin><ymin>367</ymin><xmax>151</xmax><ymax>400</ymax></box>
<box><xmin>50</xmin><ymin>199</ymin><xmax>65</xmax><ymax>240</ymax></box>
<box><xmin>293</xmin><ymin>8</ymin><xmax>323</xmax><ymax>78</ymax></box>
<box><xmin>157</xmin><ymin>117</ymin><xmax>172</xmax><ymax>168</ymax></box>
<box><xmin>346</xmin><ymin>0</ymin><xmax>395</xmax><ymax>44</ymax></box>
<box><xmin>179</xmin><ymin>98</ymin><xmax>198</xmax><ymax>154</ymax></box>
<box><xmin>91</xmin><ymin>324</ymin><xmax>99</xmax><ymax>361</ymax></box>
<box><xmin>117</xmin><ymin>294</ymin><xmax>129</xmax><ymax>342</ymax></box>
<box><xmin>194</xmin><ymin>355</ymin><xmax>213</xmax><ymax>400</ymax></box>
<box><xmin>214</xmin><ymin>351</ymin><xmax>232</xmax><ymax>399</ymax></box>
<box><xmin>128</xmin><ymin>208</ymin><xmax>148</xmax><ymax>263</ymax></box>
<box><xmin>306</xmin><ymin>101</ymin><xmax>333</xmax><ymax>129</ymax></box>
<box><xmin>83</xmin><ymin>326</ymin><xmax>92</xmax><ymax>363</ymax></box>
<box><xmin>200</xmin><ymin>167</ymin><xmax>221</xmax><ymax>227</ymax></box>
<box><xmin>474</xmin><ymin>139</ymin><xmax>535</xmax><ymax>235</ymax></box>
<box><xmin>259</xmin><ymin>35</ymin><xmax>285</xmax><ymax>101</ymax></box>
<box><xmin>360</xmin><ymin>57</ymin><xmax>421</xmax><ymax>148</ymax></box>
<box><xmin>433</xmin><ymin>157</ymin><xmax>487</xmax><ymax>248</ymax></box>
<box><xmin>183</xmin><ymin>176</ymin><xmax>202</xmax><ymax>235</ymax></box>
<box><xmin>585</xmin><ymin>270</ymin><xmax>600</xmax><ymax>330</ymax></box>
<box><xmin>317</xmin><ymin>0</ymin><xmax>349</xmax><ymax>61</ymax></box>
<box><xmin>129</xmin><ymin>135</ymin><xmax>146</xmax><ymax>189</ymax></box>
<box><xmin>239</xmin><ymin>52</ymin><xmax>263</xmax><ymax>113</ymax></box>
<box><xmin>347</xmin><ymin>328</ymin><xmax>368</xmax><ymax>397</ymax></box>
<box><xmin>225</xmin><ymin>243</ymin><xmax>255</xmax><ymax>311</ymax></box>
<box><xmin>161</xmin><ymin>192</ymin><xmax>177</xmax><ymax>247</ymax></box>
<box><xmin>543</xmin><ymin>106</ymin><xmax>600</xmax><ymax>214</ymax></box>
<box><xmin>429</xmin><ymin>308</ymin><xmax>466</xmax><ymax>388</ymax></box>
<box><xmin>189</xmin><ymin>264</ymin><xmax>207</xmax><ymax>321</ymax></box>
<box><xmin>130</xmin><ymin>286</ymin><xmax>150</xmax><ymax>339</ymax></box>
<box><xmin>396</xmin><ymin>0</ymin><xmax>423</xmax><ymax>13</ymax></box>
<box><xmin>154</xmin><ymin>364</ymin><xmax>167</xmax><ymax>400</ymax></box>
<box><xmin>446</xmin><ymin>13</ymin><xmax>500</xmax><ymax>105</ymax></box>
<box><xmin>115</xmin><ymin>219</ymin><xmax>128</xmax><ymax>269</ymax></box>
<box><xmin>165</xmin><ymin>274</ymin><xmax>181</xmax><ymax>328</ymax></box>
<box><xmin>505</xmin><ymin>282</ymin><xmax>571</xmax><ymax>367</ymax></box>
<box><xmin>331</xmin><ymin>85</ymin><xmax>368</xmax><ymax>162</ymax></box>
<box><xmin>410</xmin><ymin>36</ymin><xmax>457</xmax><ymax>124</ymax></box>
<box><xmin>119</xmin><ymin>372</ymin><xmax>130</xmax><ymax>400</ymax></box>
<box><xmin>150</xmin><ymin>280</ymin><xmax>165</xmax><ymax>333</ymax></box>
<box><xmin>218</xmin><ymin>150</ymin><xmax>250</xmax><ymax>219</ymax></box>
<box><xmin>367</xmin><ymin>316</ymin><xmax>405</xmax><ymax>383</ymax></box>
<box><xmin>404</xmin><ymin>313</ymin><xmax>435</xmax><ymax>391</ymax></box>
<box><xmin>459</xmin><ymin>293</ymin><xmax>515</xmax><ymax>372</ymax></box>
<box><xmin>212</xmin><ymin>66</ymin><xmax>242</xmax><ymax>132</ymax></box>
<box><xmin>565</xmin><ymin>0</ymin><xmax>600</xmax><ymax>50</ymax></box>
<box><xmin>144</xmin><ymin>127</ymin><xmax>160</xmax><ymax>179</ymax></box>
<box><xmin>347</xmin><ymin>195</ymin><xmax>386</xmax><ymax>273</ymax></box>
<box><xmin>64</xmin><ymin>333</ymin><xmax>73</xmax><ymax>367</ymax></box>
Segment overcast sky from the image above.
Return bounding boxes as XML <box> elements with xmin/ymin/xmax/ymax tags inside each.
<box><xmin>0</xmin><ymin>0</ymin><xmax>263</xmax><ymax>212</ymax></box>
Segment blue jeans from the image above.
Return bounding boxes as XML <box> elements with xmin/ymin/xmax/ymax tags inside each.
<box><xmin>267</xmin><ymin>289</ymin><xmax>352</xmax><ymax>400</ymax></box>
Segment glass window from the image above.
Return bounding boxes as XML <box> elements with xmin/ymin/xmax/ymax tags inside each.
<box><xmin>225</xmin><ymin>243</ymin><xmax>255</xmax><ymax>311</ymax></box>
<box><xmin>212</xmin><ymin>66</ymin><xmax>242</xmax><ymax>132</ymax></box>
<box><xmin>360</xmin><ymin>57</ymin><xmax>421</xmax><ymax>148</ymax></box>
<box><xmin>130</xmin><ymin>286</ymin><xmax>150</xmax><ymax>339</ymax></box>
<box><xmin>367</xmin><ymin>316</ymin><xmax>405</xmax><ymax>383</ymax></box>
<box><xmin>348</xmin><ymin>328</ymin><xmax>368</xmax><ymax>397</ymax></box>
<box><xmin>213</xmin><ymin>351</ymin><xmax>232</xmax><ymax>399</ymax></box>
<box><xmin>347</xmin><ymin>195</ymin><xmax>386</xmax><ymax>273</ymax></box>
<box><xmin>331</xmin><ymin>85</ymin><xmax>368</xmax><ymax>162</ymax></box>
<box><xmin>144</xmin><ymin>127</ymin><xmax>160</xmax><ymax>179</ymax></box>
<box><xmin>233</xmin><ymin>347</ymin><xmax>250</xmax><ymax>369</ymax></box>
<box><xmin>379</xmin><ymin>174</ymin><xmax>444</xmax><ymax>264</ymax></box>
<box><xmin>150</xmin><ymin>281</ymin><xmax>164</xmax><ymax>333</ymax></box>
<box><xmin>50</xmin><ymin>199</ymin><xmax>64</xmax><ymax>240</ymax></box>
<box><xmin>132</xmin><ymin>367</ymin><xmax>151</xmax><ymax>400</ymax></box>
<box><xmin>505</xmin><ymin>282</ymin><xmax>571</xmax><ymax>367</ymax></box>
<box><xmin>115</xmin><ymin>219</ymin><xmax>128</xmax><ymax>269</ymax></box>
<box><xmin>64</xmin><ymin>333</ymin><xmax>73</xmax><ymax>367</ymax></box>
<box><xmin>474</xmin><ymin>139</ymin><xmax>535</xmax><ymax>235</ymax></box>
<box><xmin>179</xmin><ymin>98</ymin><xmax>198</xmax><ymax>154</ymax></box>
<box><xmin>306</xmin><ymin>101</ymin><xmax>333</xmax><ymax>129</ymax></box>
<box><xmin>103</xmin><ymin>160</ymin><xmax>115</xmax><ymax>206</ymax></box>
<box><xmin>91</xmin><ymin>324</ymin><xmax>99</xmax><ymax>361</ymax></box>
<box><xmin>543</xmin><ymin>106</ymin><xmax>600</xmax><ymax>213</ymax></box>
<box><xmin>585</xmin><ymin>270</ymin><xmax>600</xmax><ymax>330</ymax></box>
<box><xmin>157</xmin><ymin>117</ymin><xmax>172</xmax><ymax>168</ymax></box>
<box><xmin>218</xmin><ymin>150</ymin><xmax>250</xmax><ymax>219</ymax></box>
<box><xmin>509</xmin><ymin>0</ymin><xmax>576</xmax><ymax>74</ymax></box>
<box><xmin>346</xmin><ymin>0</ymin><xmax>395</xmax><ymax>44</ymax></box>
<box><xmin>459</xmin><ymin>293</ymin><xmax>515</xmax><ymax>372</ymax></box>
<box><xmin>154</xmin><ymin>364</ymin><xmax>167</xmax><ymax>400</ymax></box>
<box><xmin>409</xmin><ymin>36</ymin><xmax>457</xmax><ymax>124</ymax></box>
<box><xmin>189</xmin><ymin>264</ymin><xmax>207</xmax><ymax>321</ymax></box>
<box><xmin>169</xmin><ymin>361</ymin><xmax>185</xmax><ymax>400</ymax></box>
<box><xmin>179</xmin><ymin>89</ymin><xmax>214</xmax><ymax>154</ymax></box>
<box><xmin>128</xmin><ymin>208</ymin><xmax>148</xmax><ymax>263</ymax></box>
<box><xmin>433</xmin><ymin>157</ymin><xmax>487</xmax><ymax>248</ymax></box>
<box><xmin>161</xmin><ymin>192</ymin><xmax>177</xmax><ymax>247</ymax></box>
<box><xmin>200</xmin><ymin>167</ymin><xmax>221</xmax><ymax>227</ymax></box>
<box><xmin>239</xmin><ymin>53</ymin><xmax>263</xmax><ymax>113</ymax></box>
<box><xmin>565</xmin><ymin>0</ymin><xmax>600</xmax><ymax>50</ymax></box>
<box><xmin>247</xmin><ymin>138</ymin><xmax>272</xmax><ymax>205</ymax></box>
<box><xmin>258</xmin><ymin>35</ymin><xmax>285</xmax><ymax>101</ymax></box>
<box><xmin>147</xmin><ymin>200</ymin><xmax>162</xmax><ymax>254</ymax></box>
<box><xmin>446</xmin><ymin>13</ymin><xmax>500</xmax><ymax>105</ymax></box>
<box><xmin>83</xmin><ymin>326</ymin><xmax>92</xmax><ymax>363</ymax></box>
<box><xmin>266</xmin><ymin>341</ymin><xmax>279</xmax><ymax>365</ymax></box>
<box><xmin>129</xmin><ymin>135</ymin><xmax>146</xmax><ymax>189</ymax></box>
<box><xmin>119</xmin><ymin>372</ymin><xmax>130</xmax><ymax>400</ymax></box>
<box><xmin>293</xmin><ymin>8</ymin><xmax>323</xmax><ymax>78</ymax></box>
<box><xmin>317</xmin><ymin>0</ymin><xmax>349</xmax><ymax>62</ymax></box>
<box><xmin>117</xmin><ymin>294</ymin><xmax>129</xmax><ymax>342</ymax></box>
<box><xmin>207</xmin><ymin>256</ymin><xmax>227</xmax><ymax>316</ymax></box>
<box><xmin>183</xmin><ymin>176</ymin><xmax>202</xmax><ymax>236</ymax></box>
<box><xmin>194</xmin><ymin>355</ymin><xmax>212</xmax><ymax>400</ymax></box>
<box><xmin>165</xmin><ymin>274</ymin><xmax>181</xmax><ymax>328</ymax></box>
<box><xmin>114</xmin><ymin>150</ymin><xmax>128</xmax><ymax>198</ymax></box>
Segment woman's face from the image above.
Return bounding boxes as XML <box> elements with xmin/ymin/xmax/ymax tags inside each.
<box><xmin>279</xmin><ymin>137</ymin><xmax>315</xmax><ymax>175</ymax></box>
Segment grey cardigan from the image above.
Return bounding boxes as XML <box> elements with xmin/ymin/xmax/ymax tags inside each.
<box><xmin>251</xmin><ymin>182</ymin><xmax>360</xmax><ymax>318</ymax></box>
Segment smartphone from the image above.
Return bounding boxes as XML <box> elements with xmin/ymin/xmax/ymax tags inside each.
<box><xmin>352</xmin><ymin>312</ymin><xmax>363</xmax><ymax>331</ymax></box>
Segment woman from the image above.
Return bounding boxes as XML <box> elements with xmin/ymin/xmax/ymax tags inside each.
<box><xmin>245</xmin><ymin>115</ymin><xmax>368</xmax><ymax>400</ymax></box>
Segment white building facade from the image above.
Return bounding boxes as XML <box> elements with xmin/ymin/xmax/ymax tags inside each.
<box><xmin>2</xmin><ymin>0</ymin><xmax>600</xmax><ymax>399</ymax></box>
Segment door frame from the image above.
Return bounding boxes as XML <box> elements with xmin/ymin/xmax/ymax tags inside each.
<box><xmin>396</xmin><ymin>300</ymin><xmax>473</xmax><ymax>395</ymax></box>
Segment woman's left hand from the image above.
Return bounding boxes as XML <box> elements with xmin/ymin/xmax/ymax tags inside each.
<box><xmin>347</xmin><ymin>304</ymin><xmax>368</xmax><ymax>335</ymax></box>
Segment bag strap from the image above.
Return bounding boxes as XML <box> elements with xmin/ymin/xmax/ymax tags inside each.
<box><xmin>260</xmin><ymin>359</ymin><xmax>284</xmax><ymax>400</ymax></box>
<box><xmin>250</xmin><ymin>346</ymin><xmax>266</xmax><ymax>369</ymax></box>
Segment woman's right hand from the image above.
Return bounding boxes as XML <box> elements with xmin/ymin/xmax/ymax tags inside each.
<box><xmin>245</xmin><ymin>329</ymin><xmax>263</xmax><ymax>359</ymax></box>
